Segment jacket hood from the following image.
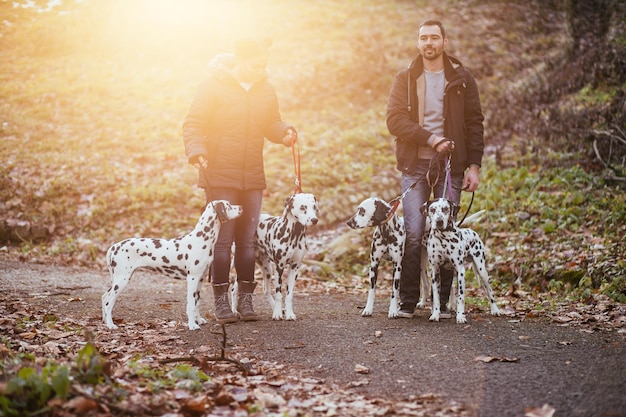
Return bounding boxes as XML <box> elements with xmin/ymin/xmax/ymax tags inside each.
<box><xmin>208</xmin><ymin>53</ymin><xmax>236</xmax><ymax>73</ymax></box>
<box><xmin>408</xmin><ymin>52</ymin><xmax>463</xmax><ymax>77</ymax></box>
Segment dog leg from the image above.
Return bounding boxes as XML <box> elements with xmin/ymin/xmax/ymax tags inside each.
<box><xmin>473</xmin><ymin>259</ymin><xmax>502</xmax><ymax>316</ymax></box>
<box><xmin>362</xmin><ymin>257</ymin><xmax>378</xmax><ymax>317</ymax></box>
<box><xmin>388</xmin><ymin>260</ymin><xmax>401</xmax><ymax>318</ymax></box>
<box><xmin>102</xmin><ymin>269</ymin><xmax>133</xmax><ymax>329</ymax></box>
<box><xmin>258</xmin><ymin>256</ymin><xmax>278</xmax><ymax>315</ymax></box>
<box><xmin>185</xmin><ymin>274</ymin><xmax>203</xmax><ymax>330</ymax></box>
<box><xmin>230</xmin><ymin>281</ymin><xmax>239</xmax><ymax>314</ymax></box>
<box><xmin>429</xmin><ymin>269</ymin><xmax>441</xmax><ymax>322</ymax></box>
<box><xmin>417</xmin><ymin>246</ymin><xmax>429</xmax><ymax>309</ymax></box>
<box><xmin>449</xmin><ymin>279</ymin><xmax>457</xmax><ymax>313</ymax></box>
<box><xmin>271</xmin><ymin>268</ymin><xmax>284</xmax><ymax>320</ymax></box>
<box><xmin>455</xmin><ymin>264</ymin><xmax>467</xmax><ymax>324</ymax></box>
<box><xmin>284</xmin><ymin>267</ymin><xmax>298</xmax><ymax>320</ymax></box>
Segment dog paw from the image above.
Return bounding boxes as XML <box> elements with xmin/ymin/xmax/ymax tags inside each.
<box><xmin>285</xmin><ymin>312</ymin><xmax>296</xmax><ymax>321</ymax></box>
<box><xmin>188</xmin><ymin>323</ymin><xmax>201</xmax><ymax>331</ymax></box>
<box><xmin>106</xmin><ymin>323</ymin><xmax>118</xmax><ymax>330</ymax></box>
<box><xmin>429</xmin><ymin>313</ymin><xmax>440</xmax><ymax>322</ymax></box>
<box><xmin>387</xmin><ymin>306</ymin><xmax>399</xmax><ymax>318</ymax></box>
<box><xmin>490</xmin><ymin>306</ymin><xmax>502</xmax><ymax>316</ymax></box>
<box><xmin>361</xmin><ymin>309</ymin><xmax>373</xmax><ymax>317</ymax></box>
<box><xmin>197</xmin><ymin>316</ymin><xmax>208</xmax><ymax>325</ymax></box>
<box><xmin>416</xmin><ymin>301</ymin><xmax>426</xmax><ymax>309</ymax></box>
<box><xmin>456</xmin><ymin>314</ymin><xmax>467</xmax><ymax>324</ymax></box>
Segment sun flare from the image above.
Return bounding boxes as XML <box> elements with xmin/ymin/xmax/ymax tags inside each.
<box><xmin>93</xmin><ymin>0</ymin><xmax>289</xmax><ymax>61</ymax></box>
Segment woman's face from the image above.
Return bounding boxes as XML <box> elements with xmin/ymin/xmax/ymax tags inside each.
<box><xmin>238</xmin><ymin>54</ymin><xmax>268</xmax><ymax>83</ymax></box>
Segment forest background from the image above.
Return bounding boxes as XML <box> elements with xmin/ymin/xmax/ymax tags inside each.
<box><xmin>0</xmin><ymin>0</ymin><xmax>625</xmax><ymax>302</ymax></box>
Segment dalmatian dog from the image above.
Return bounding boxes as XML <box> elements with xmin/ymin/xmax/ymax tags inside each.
<box><xmin>102</xmin><ymin>200</ymin><xmax>242</xmax><ymax>330</ymax></box>
<box><xmin>421</xmin><ymin>198</ymin><xmax>501</xmax><ymax>323</ymax></box>
<box><xmin>346</xmin><ymin>197</ymin><xmax>404</xmax><ymax>318</ymax></box>
<box><xmin>246</xmin><ymin>193</ymin><xmax>319</xmax><ymax>320</ymax></box>
<box><xmin>417</xmin><ymin>208</ymin><xmax>486</xmax><ymax>311</ymax></box>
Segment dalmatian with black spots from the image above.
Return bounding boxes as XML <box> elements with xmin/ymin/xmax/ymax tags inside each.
<box><xmin>102</xmin><ymin>200</ymin><xmax>242</xmax><ymax>330</ymax></box>
<box><xmin>248</xmin><ymin>193</ymin><xmax>319</xmax><ymax>320</ymax></box>
<box><xmin>421</xmin><ymin>198</ymin><xmax>501</xmax><ymax>323</ymax></box>
<box><xmin>346</xmin><ymin>197</ymin><xmax>404</xmax><ymax>318</ymax></box>
<box><xmin>418</xmin><ymin>207</ymin><xmax>487</xmax><ymax>312</ymax></box>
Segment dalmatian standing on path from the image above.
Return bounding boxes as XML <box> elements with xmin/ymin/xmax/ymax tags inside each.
<box><xmin>346</xmin><ymin>197</ymin><xmax>404</xmax><ymax>318</ymax></box>
<box><xmin>102</xmin><ymin>200</ymin><xmax>242</xmax><ymax>330</ymax></box>
<box><xmin>422</xmin><ymin>198</ymin><xmax>501</xmax><ymax>323</ymax></box>
<box><xmin>241</xmin><ymin>193</ymin><xmax>318</xmax><ymax>320</ymax></box>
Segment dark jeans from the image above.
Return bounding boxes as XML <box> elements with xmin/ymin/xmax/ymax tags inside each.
<box><xmin>400</xmin><ymin>159</ymin><xmax>463</xmax><ymax>308</ymax></box>
<box><xmin>204</xmin><ymin>188</ymin><xmax>262</xmax><ymax>285</ymax></box>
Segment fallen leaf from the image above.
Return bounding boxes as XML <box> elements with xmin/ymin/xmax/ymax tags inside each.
<box><xmin>345</xmin><ymin>378</ymin><xmax>370</xmax><ymax>388</ymax></box>
<box><xmin>524</xmin><ymin>403</ymin><xmax>556</xmax><ymax>417</ymax></box>
<box><xmin>355</xmin><ymin>364</ymin><xmax>370</xmax><ymax>374</ymax></box>
<box><xmin>63</xmin><ymin>396</ymin><xmax>98</xmax><ymax>414</ymax></box>
<box><xmin>474</xmin><ymin>355</ymin><xmax>520</xmax><ymax>363</ymax></box>
<box><xmin>18</xmin><ymin>331</ymin><xmax>37</xmax><ymax>340</ymax></box>
<box><xmin>180</xmin><ymin>395</ymin><xmax>209</xmax><ymax>414</ymax></box>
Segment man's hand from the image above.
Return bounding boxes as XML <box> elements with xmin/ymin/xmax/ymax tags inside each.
<box><xmin>192</xmin><ymin>155</ymin><xmax>208</xmax><ymax>170</ymax></box>
<box><xmin>463</xmin><ymin>165</ymin><xmax>480</xmax><ymax>192</ymax></box>
<box><xmin>433</xmin><ymin>136</ymin><xmax>455</xmax><ymax>153</ymax></box>
<box><xmin>282</xmin><ymin>128</ymin><xmax>296</xmax><ymax>146</ymax></box>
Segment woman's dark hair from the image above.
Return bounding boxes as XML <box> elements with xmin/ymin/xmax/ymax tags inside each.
<box><xmin>234</xmin><ymin>37</ymin><xmax>272</xmax><ymax>59</ymax></box>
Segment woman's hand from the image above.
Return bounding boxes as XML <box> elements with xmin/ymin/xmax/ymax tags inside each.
<box><xmin>192</xmin><ymin>155</ymin><xmax>208</xmax><ymax>170</ymax></box>
<box><xmin>282</xmin><ymin>128</ymin><xmax>297</xmax><ymax>146</ymax></box>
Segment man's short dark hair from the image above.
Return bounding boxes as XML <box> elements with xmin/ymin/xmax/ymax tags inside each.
<box><xmin>419</xmin><ymin>19</ymin><xmax>446</xmax><ymax>39</ymax></box>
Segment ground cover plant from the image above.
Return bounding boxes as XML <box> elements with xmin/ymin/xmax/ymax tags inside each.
<box><xmin>1</xmin><ymin>0</ymin><xmax>625</xmax><ymax>415</ymax></box>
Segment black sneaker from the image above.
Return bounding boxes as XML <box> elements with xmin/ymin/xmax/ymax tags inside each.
<box><xmin>397</xmin><ymin>303</ymin><xmax>416</xmax><ymax>318</ymax></box>
<box><xmin>440</xmin><ymin>306</ymin><xmax>453</xmax><ymax>319</ymax></box>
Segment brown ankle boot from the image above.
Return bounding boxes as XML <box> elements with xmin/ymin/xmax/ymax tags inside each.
<box><xmin>236</xmin><ymin>281</ymin><xmax>259</xmax><ymax>321</ymax></box>
<box><xmin>212</xmin><ymin>283</ymin><xmax>238</xmax><ymax>324</ymax></box>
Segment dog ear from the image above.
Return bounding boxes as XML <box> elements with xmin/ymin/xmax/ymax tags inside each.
<box><xmin>283</xmin><ymin>195</ymin><xmax>295</xmax><ymax>218</ymax></box>
<box><xmin>449</xmin><ymin>200</ymin><xmax>460</xmax><ymax>219</ymax></box>
<box><xmin>373</xmin><ymin>200</ymin><xmax>390</xmax><ymax>224</ymax></box>
<box><xmin>420</xmin><ymin>201</ymin><xmax>430</xmax><ymax>216</ymax></box>
<box><xmin>214</xmin><ymin>201</ymin><xmax>229</xmax><ymax>222</ymax></box>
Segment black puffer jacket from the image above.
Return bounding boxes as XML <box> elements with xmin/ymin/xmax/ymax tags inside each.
<box><xmin>386</xmin><ymin>52</ymin><xmax>484</xmax><ymax>175</ymax></box>
<box><xmin>183</xmin><ymin>54</ymin><xmax>293</xmax><ymax>190</ymax></box>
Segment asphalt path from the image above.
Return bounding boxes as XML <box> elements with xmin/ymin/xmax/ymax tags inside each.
<box><xmin>1</xmin><ymin>259</ymin><xmax>624</xmax><ymax>417</ymax></box>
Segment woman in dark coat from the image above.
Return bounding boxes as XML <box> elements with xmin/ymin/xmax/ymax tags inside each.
<box><xmin>183</xmin><ymin>38</ymin><xmax>296</xmax><ymax>323</ymax></box>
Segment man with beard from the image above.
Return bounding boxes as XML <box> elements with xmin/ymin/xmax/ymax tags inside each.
<box><xmin>386</xmin><ymin>19</ymin><xmax>485</xmax><ymax>318</ymax></box>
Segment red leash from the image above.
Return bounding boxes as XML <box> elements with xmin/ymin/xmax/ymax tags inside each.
<box><xmin>290</xmin><ymin>131</ymin><xmax>302</xmax><ymax>194</ymax></box>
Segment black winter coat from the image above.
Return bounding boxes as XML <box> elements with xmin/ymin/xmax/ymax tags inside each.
<box><xmin>386</xmin><ymin>52</ymin><xmax>484</xmax><ymax>175</ymax></box>
<box><xmin>183</xmin><ymin>56</ymin><xmax>293</xmax><ymax>190</ymax></box>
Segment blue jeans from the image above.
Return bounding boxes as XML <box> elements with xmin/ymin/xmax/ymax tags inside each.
<box><xmin>400</xmin><ymin>159</ymin><xmax>463</xmax><ymax>307</ymax></box>
<box><xmin>205</xmin><ymin>188</ymin><xmax>262</xmax><ymax>285</ymax></box>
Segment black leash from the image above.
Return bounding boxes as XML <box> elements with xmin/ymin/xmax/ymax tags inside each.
<box><xmin>387</xmin><ymin>144</ymin><xmax>476</xmax><ymax>223</ymax></box>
